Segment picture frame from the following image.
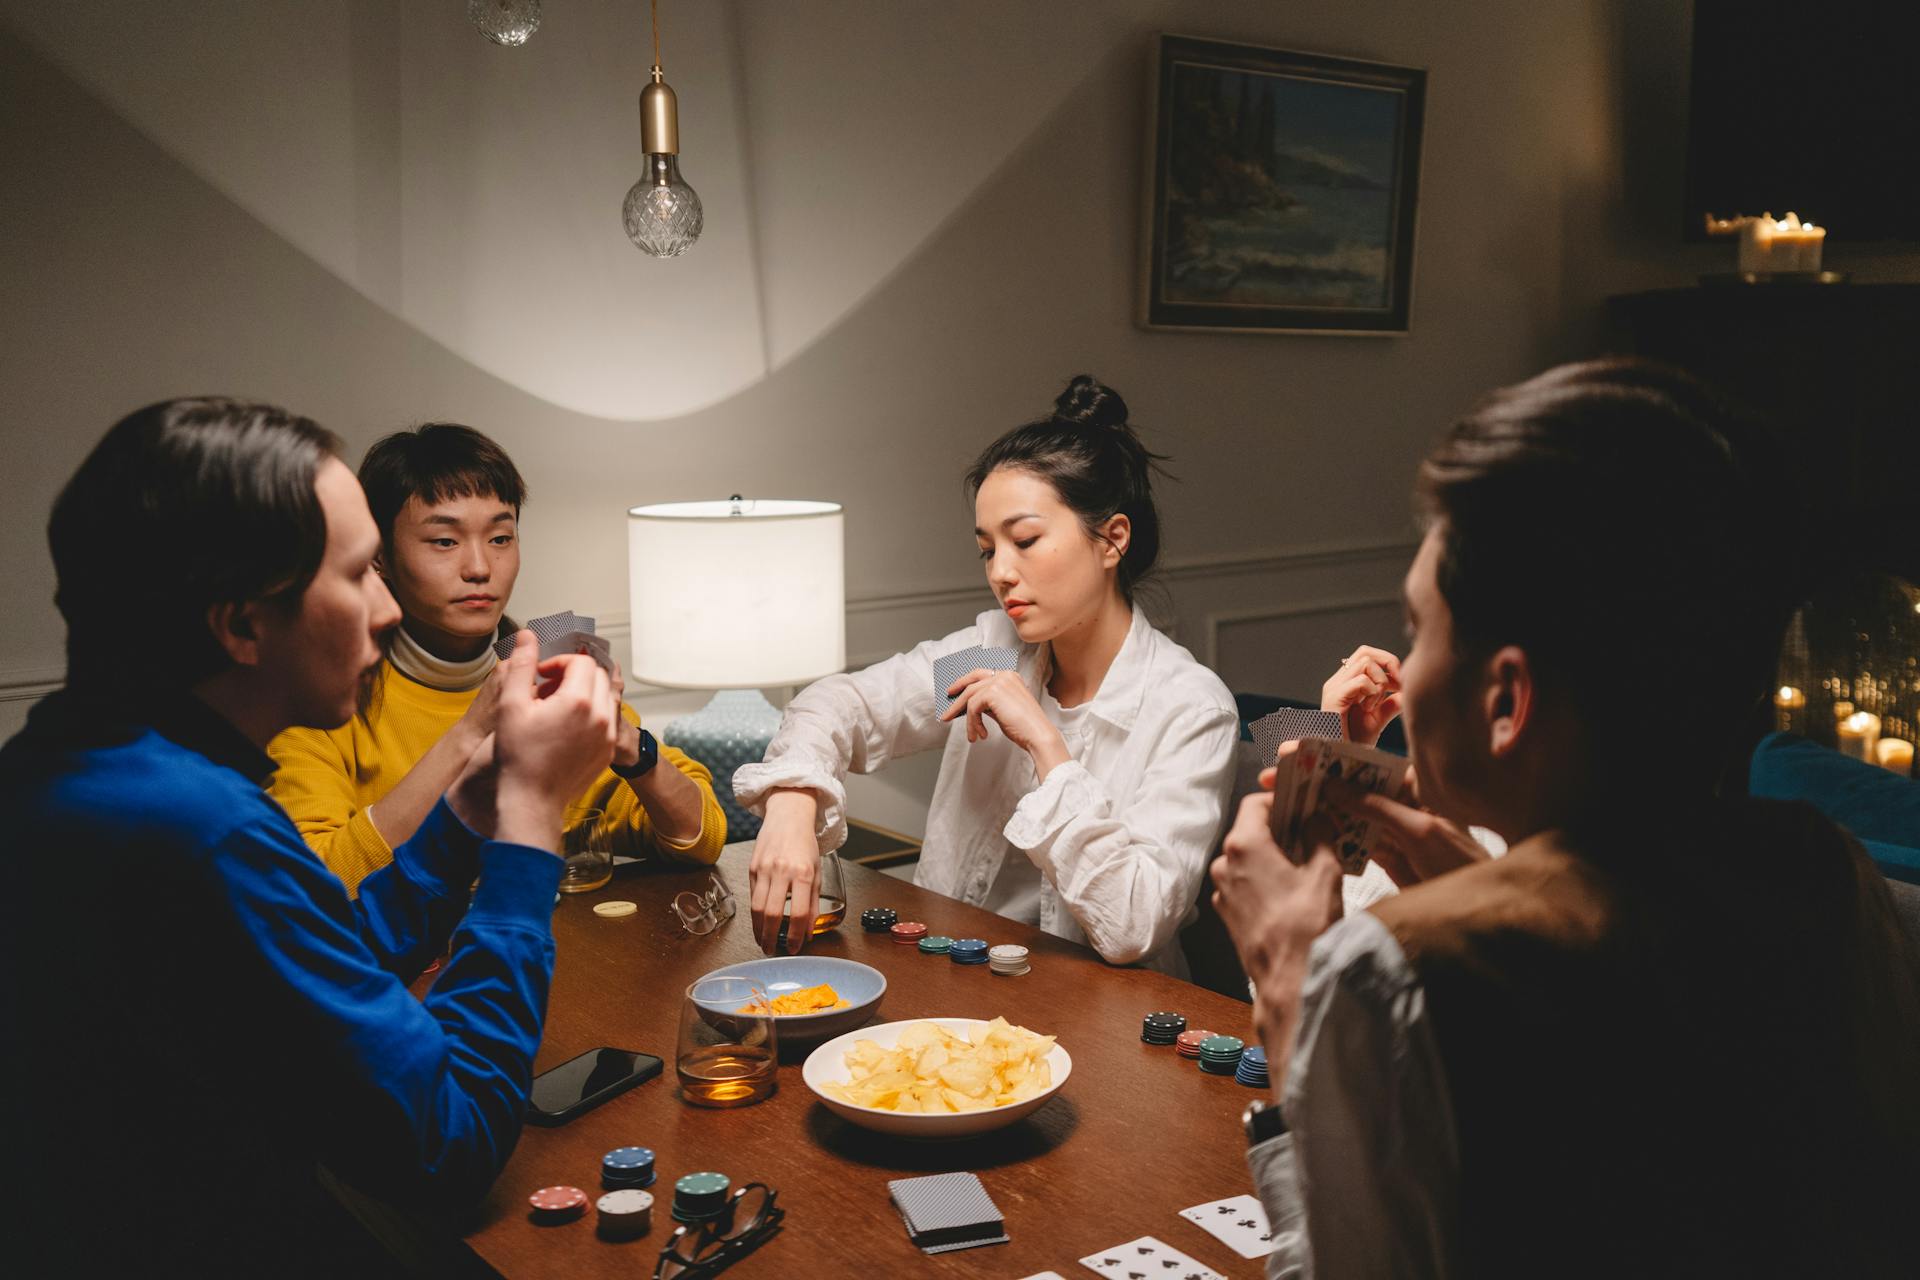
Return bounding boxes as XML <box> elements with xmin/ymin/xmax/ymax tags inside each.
<box><xmin>1140</xmin><ymin>35</ymin><xmax>1426</xmax><ymax>335</ymax></box>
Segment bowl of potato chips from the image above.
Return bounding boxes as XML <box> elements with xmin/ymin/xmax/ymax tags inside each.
<box><xmin>694</xmin><ymin>956</ymin><xmax>885</xmax><ymax>1043</ymax></box>
<box><xmin>801</xmin><ymin>1017</ymin><xmax>1069</xmax><ymax>1138</ymax></box>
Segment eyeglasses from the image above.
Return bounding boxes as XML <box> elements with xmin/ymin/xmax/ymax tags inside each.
<box><xmin>670</xmin><ymin>873</ymin><xmax>737</xmax><ymax>935</ymax></box>
<box><xmin>653</xmin><ymin>1183</ymin><xmax>783</xmax><ymax>1279</ymax></box>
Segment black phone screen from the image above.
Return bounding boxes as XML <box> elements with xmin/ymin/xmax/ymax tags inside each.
<box><xmin>527</xmin><ymin>1048</ymin><xmax>662</xmax><ymax>1124</ymax></box>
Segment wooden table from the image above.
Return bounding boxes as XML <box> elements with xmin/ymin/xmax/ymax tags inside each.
<box><xmin>460</xmin><ymin>845</ymin><xmax>1269</xmax><ymax>1277</ymax></box>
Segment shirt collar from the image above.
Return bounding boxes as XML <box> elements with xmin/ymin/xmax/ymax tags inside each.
<box><xmin>41</xmin><ymin>686</ymin><xmax>278</xmax><ymax>786</ymax></box>
<box><xmin>1004</xmin><ymin>604</ymin><xmax>1154</xmax><ymax>734</ymax></box>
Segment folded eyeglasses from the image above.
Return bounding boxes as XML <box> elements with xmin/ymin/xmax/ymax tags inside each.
<box><xmin>653</xmin><ymin>1183</ymin><xmax>783</xmax><ymax>1279</ymax></box>
<box><xmin>669</xmin><ymin>873</ymin><xmax>737</xmax><ymax>935</ymax></box>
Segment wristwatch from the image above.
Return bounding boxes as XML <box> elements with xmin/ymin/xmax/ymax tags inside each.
<box><xmin>1242</xmin><ymin>1098</ymin><xmax>1288</xmax><ymax>1147</ymax></box>
<box><xmin>610</xmin><ymin>727</ymin><xmax>660</xmax><ymax>780</ymax></box>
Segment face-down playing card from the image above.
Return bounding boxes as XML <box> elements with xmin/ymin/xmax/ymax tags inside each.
<box><xmin>1248</xmin><ymin>707</ymin><xmax>1343</xmax><ymax>766</ymax></box>
<box><xmin>932</xmin><ymin>645</ymin><xmax>1019</xmax><ymax>715</ymax></box>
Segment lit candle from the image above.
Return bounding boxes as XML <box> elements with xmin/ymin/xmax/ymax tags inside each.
<box><xmin>1833</xmin><ymin>700</ymin><xmax>1855</xmax><ymax>720</ymax></box>
<box><xmin>1837</xmin><ymin>711</ymin><xmax>1881</xmax><ymax>763</ymax></box>
<box><xmin>1737</xmin><ymin>212</ymin><xmax>1825</xmax><ymax>274</ymax></box>
<box><xmin>1876</xmin><ymin>737</ymin><xmax>1914</xmax><ymax>776</ymax></box>
<box><xmin>1773</xmin><ymin>685</ymin><xmax>1807</xmax><ymax>733</ymax></box>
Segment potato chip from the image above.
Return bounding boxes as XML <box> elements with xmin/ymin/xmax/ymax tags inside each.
<box><xmin>820</xmin><ymin>1018</ymin><xmax>1055</xmax><ymax>1112</ymax></box>
<box><xmin>736</xmin><ymin>983</ymin><xmax>851</xmax><ymax>1016</ymax></box>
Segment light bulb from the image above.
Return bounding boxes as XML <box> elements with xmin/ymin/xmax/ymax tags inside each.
<box><xmin>468</xmin><ymin>0</ymin><xmax>542</xmax><ymax>47</ymax></box>
<box><xmin>623</xmin><ymin>155</ymin><xmax>703</xmax><ymax>258</ymax></box>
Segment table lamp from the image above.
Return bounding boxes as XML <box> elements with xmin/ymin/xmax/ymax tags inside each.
<box><xmin>626</xmin><ymin>496</ymin><xmax>845</xmax><ymax>839</ymax></box>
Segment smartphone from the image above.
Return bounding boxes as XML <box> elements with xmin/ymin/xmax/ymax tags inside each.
<box><xmin>526</xmin><ymin>1047</ymin><xmax>663</xmax><ymax>1126</ymax></box>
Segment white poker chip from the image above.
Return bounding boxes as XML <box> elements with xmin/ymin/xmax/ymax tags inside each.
<box><xmin>593</xmin><ymin>900</ymin><xmax>638</xmax><ymax>918</ymax></box>
<box><xmin>988</xmin><ymin>944</ymin><xmax>1028</xmax><ymax>960</ymax></box>
<box><xmin>598</xmin><ymin>1188</ymin><xmax>654</xmax><ymax>1215</ymax></box>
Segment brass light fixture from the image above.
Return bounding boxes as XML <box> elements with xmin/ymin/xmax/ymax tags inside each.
<box><xmin>622</xmin><ymin>0</ymin><xmax>703</xmax><ymax>257</ymax></box>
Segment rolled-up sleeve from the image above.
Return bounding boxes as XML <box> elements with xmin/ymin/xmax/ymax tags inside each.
<box><xmin>1004</xmin><ymin>702</ymin><xmax>1238</xmax><ymax>965</ymax></box>
<box><xmin>733</xmin><ymin>625</ymin><xmax>982</xmax><ymax>854</ymax></box>
<box><xmin>1248</xmin><ymin>912</ymin><xmax>1460</xmax><ymax>1278</ymax></box>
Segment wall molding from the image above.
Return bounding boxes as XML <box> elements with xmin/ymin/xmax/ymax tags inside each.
<box><xmin>1202</xmin><ymin>593</ymin><xmax>1403</xmax><ymax>670</ymax></box>
<box><xmin>0</xmin><ymin>539</ymin><xmax>1417</xmax><ymax>704</ymax></box>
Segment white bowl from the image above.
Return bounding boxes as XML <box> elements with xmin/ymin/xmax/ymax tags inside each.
<box><xmin>801</xmin><ymin>1016</ymin><xmax>1071</xmax><ymax>1139</ymax></box>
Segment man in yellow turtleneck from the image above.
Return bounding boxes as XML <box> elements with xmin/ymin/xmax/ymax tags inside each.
<box><xmin>268</xmin><ymin>422</ymin><xmax>725</xmax><ymax>894</ymax></box>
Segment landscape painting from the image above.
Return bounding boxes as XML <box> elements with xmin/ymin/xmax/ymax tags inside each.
<box><xmin>1141</xmin><ymin>37</ymin><xmax>1425</xmax><ymax>333</ymax></box>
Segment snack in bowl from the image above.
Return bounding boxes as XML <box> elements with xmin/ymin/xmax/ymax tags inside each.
<box><xmin>737</xmin><ymin>983</ymin><xmax>851</xmax><ymax>1016</ymax></box>
<box><xmin>819</xmin><ymin>1017</ymin><xmax>1054</xmax><ymax>1113</ymax></box>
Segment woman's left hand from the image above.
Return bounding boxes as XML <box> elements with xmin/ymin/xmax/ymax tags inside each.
<box><xmin>941</xmin><ymin>668</ymin><xmax>1071</xmax><ymax>776</ymax></box>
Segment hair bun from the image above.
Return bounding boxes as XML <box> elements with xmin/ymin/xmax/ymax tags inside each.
<box><xmin>1053</xmin><ymin>375</ymin><xmax>1129</xmax><ymax>432</ymax></box>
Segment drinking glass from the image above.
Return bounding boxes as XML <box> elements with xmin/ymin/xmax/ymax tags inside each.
<box><xmin>559</xmin><ymin>805</ymin><xmax>613</xmax><ymax>893</ymax></box>
<box><xmin>676</xmin><ymin>976</ymin><xmax>777</xmax><ymax>1108</ymax></box>
<box><xmin>778</xmin><ymin>849</ymin><xmax>847</xmax><ymax>943</ymax></box>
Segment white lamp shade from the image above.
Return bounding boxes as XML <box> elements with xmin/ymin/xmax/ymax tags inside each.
<box><xmin>626</xmin><ymin>498</ymin><xmax>845</xmax><ymax>688</ymax></box>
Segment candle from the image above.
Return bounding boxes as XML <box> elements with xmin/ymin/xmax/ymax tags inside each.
<box><xmin>1773</xmin><ymin>685</ymin><xmax>1807</xmax><ymax>733</ymax></box>
<box><xmin>1876</xmin><ymin>737</ymin><xmax>1914</xmax><ymax>776</ymax></box>
<box><xmin>1837</xmin><ymin>712</ymin><xmax>1881</xmax><ymax>763</ymax></box>
<box><xmin>1736</xmin><ymin>212</ymin><xmax>1825</xmax><ymax>274</ymax></box>
<box><xmin>1833</xmin><ymin>700</ymin><xmax>1855</xmax><ymax>720</ymax></box>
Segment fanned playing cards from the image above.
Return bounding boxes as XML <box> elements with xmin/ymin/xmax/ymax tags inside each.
<box><xmin>492</xmin><ymin>610</ymin><xmax>614</xmax><ymax>675</ymax></box>
<box><xmin>932</xmin><ymin>644</ymin><xmax>1019</xmax><ymax>714</ymax></box>
<box><xmin>1078</xmin><ymin>1235</ymin><xmax>1225</xmax><ymax>1280</ymax></box>
<box><xmin>1248</xmin><ymin>706</ymin><xmax>1343</xmax><ymax>765</ymax></box>
<box><xmin>1270</xmin><ymin>736</ymin><xmax>1411</xmax><ymax>874</ymax></box>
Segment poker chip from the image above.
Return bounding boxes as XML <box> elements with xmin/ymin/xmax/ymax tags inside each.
<box><xmin>601</xmin><ymin>1145</ymin><xmax>656</xmax><ymax>1189</ymax></box>
<box><xmin>890</xmin><ymin>921</ymin><xmax>929</xmax><ymax>944</ymax></box>
<box><xmin>990</xmin><ymin>963</ymin><xmax>1031</xmax><ymax>977</ymax></box>
<box><xmin>592</xmin><ymin>900</ymin><xmax>638</xmax><ymax>919</ymax></box>
<box><xmin>1199</xmin><ymin>1034</ymin><xmax>1246</xmax><ymax>1075</ymax></box>
<box><xmin>528</xmin><ymin>1185</ymin><xmax>589</xmax><ymax>1225</ymax></box>
<box><xmin>1141</xmin><ymin>1011</ymin><xmax>1187</xmax><ymax>1044</ymax></box>
<box><xmin>596</xmin><ymin>1188</ymin><xmax>654</xmax><ymax>1240</ymax></box>
<box><xmin>917</xmin><ymin>935</ymin><xmax>954</xmax><ymax>955</ymax></box>
<box><xmin>1175</xmin><ymin>1028</ymin><xmax>1214</xmax><ymax>1059</ymax></box>
<box><xmin>987</xmin><ymin>943</ymin><xmax>1030</xmax><ymax>977</ymax></box>
<box><xmin>672</xmin><ymin>1171</ymin><xmax>731</xmax><ymax>1223</ymax></box>
<box><xmin>948</xmin><ymin>938</ymin><xmax>989</xmax><ymax>965</ymax></box>
<box><xmin>1236</xmin><ymin>1045</ymin><xmax>1271</xmax><ymax>1088</ymax></box>
<box><xmin>988</xmin><ymin>944</ymin><xmax>1027</xmax><ymax>961</ymax></box>
<box><xmin>861</xmin><ymin>907</ymin><xmax>899</xmax><ymax>933</ymax></box>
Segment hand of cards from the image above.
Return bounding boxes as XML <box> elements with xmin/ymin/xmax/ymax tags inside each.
<box><xmin>491</xmin><ymin>610</ymin><xmax>614</xmax><ymax>675</ymax></box>
<box><xmin>1269</xmin><ymin>737</ymin><xmax>1410</xmax><ymax>875</ymax></box>
<box><xmin>931</xmin><ymin>644</ymin><xmax>1019</xmax><ymax>714</ymax></box>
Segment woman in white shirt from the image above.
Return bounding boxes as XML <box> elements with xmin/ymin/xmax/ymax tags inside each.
<box><xmin>734</xmin><ymin>376</ymin><xmax>1240</xmax><ymax>975</ymax></box>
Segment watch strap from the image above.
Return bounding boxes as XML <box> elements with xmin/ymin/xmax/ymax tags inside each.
<box><xmin>610</xmin><ymin>727</ymin><xmax>660</xmax><ymax>779</ymax></box>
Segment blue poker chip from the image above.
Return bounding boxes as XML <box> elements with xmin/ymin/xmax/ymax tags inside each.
<box><xmin>949</xmin><ymin>938</ymin><xmax>988</xmax><ymax>955</ymax></box>
<box><xmin>602</xmin><ymin>1146</ymin><xmax>656</xmax><ymax>1188</ymax></box>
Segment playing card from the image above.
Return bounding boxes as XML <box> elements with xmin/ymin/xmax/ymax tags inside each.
<box><xmin>1270</xmin><ymin>737</ymin><xmax>1410</xmax><ymax>874</ymax></box>
<box><xmin>887</xmin><ymin>1171</ymin><xmax>1008</xmax><ymax>1254</ymax></box>
<box><xmin>1018</xmin><ymin>1274</ymin><xmax>1070</xmax><ymax>1280</ymax></box>
<box><xmin>558</xmin><ymin>629</ymin><xmax>616</xmax><ymax>675</ymax></box>
<box><xmin>932</xmin><ymin>645</ymin><xmax>1019</xmax><ymax>715</ymax></box>
<box><xmin>492</xmin><ymin>612</ymin><xmax>601</xmax><ymax>663</ymax></box>
<box><xmin>1178</xmin><ymin>1194</ymin><xmax>1278</xmax><ymax>1259</ymax></box>
<box><xmin>1078</xmin><ymin>1235</ymin><xmax>1225</xmax><ymax>1280</ymax></box>
<box><xmin>1249</xmin><ymin>706</ymin><xmax>1343</xmax><ymax>766</ymax></box>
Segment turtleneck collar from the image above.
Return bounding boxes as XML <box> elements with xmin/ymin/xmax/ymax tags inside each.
<box><xmin>387</xmin><ymin>621</ymin><xmax>498</xmax><ymax>692</ymax></box>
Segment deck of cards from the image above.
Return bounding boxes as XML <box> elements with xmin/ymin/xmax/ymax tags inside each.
<box><xmin>887</xmin><ymin>1171</ymin><xmax>1007</xmax><ymax>1254</ymax></box>
<box><xmin>1270</xmin><ymin>737</ymin><xmax>1411</xmax><ymax>874</ymax></box>
<box><xmin>932</xmin><ymin>644</ymin><xmax>1019</xmax><ymax>715</ymax></box>
<box><xmin>493</xmin><ymin>610</ymin><xmax>615</xmax><ymax>676</ymax></box>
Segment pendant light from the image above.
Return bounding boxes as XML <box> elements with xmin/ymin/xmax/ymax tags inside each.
<box><xmin>468</xmin><ymin>0</ymin><xmax>542</xmax><ymax>47</ymax></box>
<box><xmin>622</xmin><ymin>0</ymin><xmax>703</xmax><ymax>257</ymax></box>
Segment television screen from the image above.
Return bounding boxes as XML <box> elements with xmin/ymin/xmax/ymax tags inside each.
<box><xmin>1683</xmin><ymin>1</ymin><xmax>1920</xmax><ymax>241</ymax></box>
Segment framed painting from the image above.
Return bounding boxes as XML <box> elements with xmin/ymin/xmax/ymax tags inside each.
<box><xmin>1140</xmin><ymin>35</ymin><xmax>1426</xmax><ymax>334</ymax></box>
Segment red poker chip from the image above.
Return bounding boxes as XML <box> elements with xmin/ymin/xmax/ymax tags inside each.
<box><xmin>529</xmin><ymin>1185</ymin><xmax>589</xmax><ymax>1222</ymax></box>
<box><xmin>889</xmin><ymin>921</ymin><xmax>929</xmax><ymax>943</ymax></box>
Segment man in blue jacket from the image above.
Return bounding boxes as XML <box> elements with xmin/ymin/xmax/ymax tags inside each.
<box><xmin>0</xmin><ymin>398</ymin><xmax>617</xmax><ymax>1273</ymax></box>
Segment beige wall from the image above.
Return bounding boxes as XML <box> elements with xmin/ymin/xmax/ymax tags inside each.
<box><xmin>5</xmin><ymin>1</ymin><xmax>1914</xmax><ymax>830</ymax></box>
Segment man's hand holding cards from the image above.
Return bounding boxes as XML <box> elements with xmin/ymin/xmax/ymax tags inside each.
<box><xmin>1268</xmin><ymin>737</ymin><xmax>1410</xmax><ymax>875</ymax></box>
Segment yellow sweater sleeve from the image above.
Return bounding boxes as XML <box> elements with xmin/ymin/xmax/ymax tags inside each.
<box><xmin>584</xmin><ymin>706</ymin><xmax>728</xmax><ymax>866</ymax></box>
<box><xmin>265</xmin><ymin>725</ymin><xmax>395</xmax><ymax>895</ymax></box>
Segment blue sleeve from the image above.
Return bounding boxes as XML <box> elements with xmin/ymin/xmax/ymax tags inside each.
<box><xmin>209</xmin><ymin>806</ymin><xmax>561</xmax><ymax>1209</ymax></box>
<box><xmin>352</xmin><ymin>799</ymin><xmax>485</xmax><ymax>980</ymax></box>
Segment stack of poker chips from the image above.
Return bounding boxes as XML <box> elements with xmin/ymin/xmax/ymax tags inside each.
<box><xmin>1140</xmin><ymin>1011</ymin><xmax>1187</xmax><ymax>1045</ymax></box>
<box><xmin>595</xmin><ymin>1188</ymin><xmax>654</xmax><ymax>1241</ymax></box>
<box><xmin>671</xmin><ymin>1172</ymin><xmax>731</xmax><ymax>1225</ymax></box>
<box><xmin>890</xmin><ymin>921</ymin><xmax>928</xmax><ymax>946</ymax></box>
<box><xmin>917</xmin><ymin>935</ymin><xmax>954</xmax><ymax>956</ymax></box>
<box><xmin>528</xmin><ymin>1185</ymin><xmax>589</xmax><ymax>1226</ymax></box>
<box><xmin>948</xmin><ymin>938</ymin><xmax>989</xmax><ymax>966</ymax></box>
<box><xmin>988</xmin><ymin>944</ymin><xmax>1029</xmax><ymax>977</ymax></box>
<box><xmin>861</xmin><ymin>906</ymin><xmax>898</xmax><ymax>933</ymax></box>
<box><xmin>602</xmin><ymin>1146</ymin><xmax>656</xmax><ymax>1190</ymax></box>
<box><xmin>1235</xmin><ymin>1045</ymin><xmax>1270</xmax><ymax>1089</ymax></box>
<box><xmin>1175</xmin><ymin>1028</ymin><xmax>1214</xmax><ymax>1060</ymax></box>
<box><xmin>1198</xmin><ymin>1034</ymin><xmax>1246</xmax><ymax>1076</ymax></box>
